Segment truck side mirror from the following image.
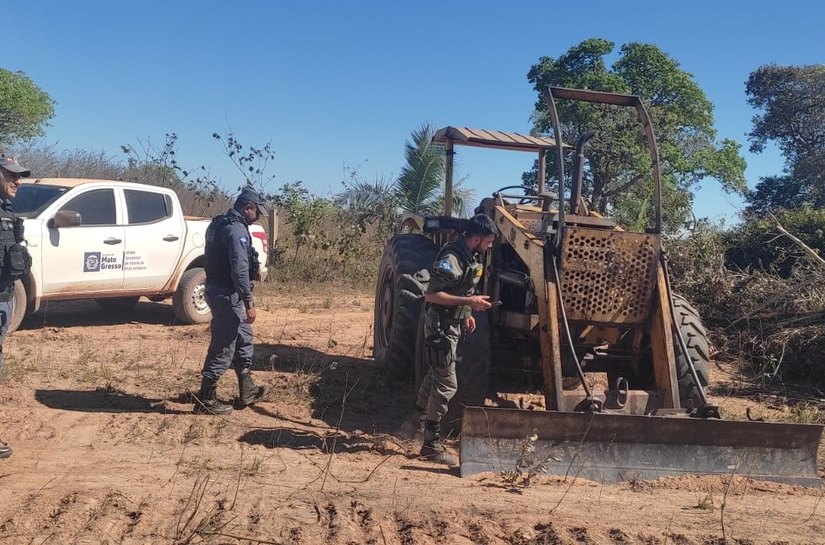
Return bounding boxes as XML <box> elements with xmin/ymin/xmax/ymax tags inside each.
<box><xmin>48</xmin><ymin>210</ymin><xmax>82</xmax><ymax>228</ymax></box>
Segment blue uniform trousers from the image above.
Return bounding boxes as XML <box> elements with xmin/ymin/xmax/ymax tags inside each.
<box><xmin>200</xmin><ymin>285</ymin><xmax>253</xmax><ymax>383</ymax></box>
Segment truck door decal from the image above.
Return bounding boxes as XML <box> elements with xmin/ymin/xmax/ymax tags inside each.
<box><xmin>83</xmin><ymin>251</ymin><xmax>122</xmax><ymax>272</ymax></box>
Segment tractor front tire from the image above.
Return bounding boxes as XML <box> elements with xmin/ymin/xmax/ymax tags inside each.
<box><xmin>609</xmin><ymin>294</ymin><xmax>711</xmax><ymax>409</ymax></box>
<box><xmin>373</xmin><ymin>234</ymin><xmax>438</xmax><ymax>380</ymax></box>
<box><xmin>672</xmin><ymin>294</ymin><xmax>711</xmax><ymax>408</ymax></box>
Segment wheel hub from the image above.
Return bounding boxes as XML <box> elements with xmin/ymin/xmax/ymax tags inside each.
<box><xmin>192</xmin><ymin>283</ymin><xmax>208</xmax><ymax>313</ymax></box>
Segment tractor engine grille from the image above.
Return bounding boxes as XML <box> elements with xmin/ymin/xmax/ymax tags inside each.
<box><xmin>559</xmin><ymin>227</ymin><xmax>660</xmax><ymax>325</ymax></box>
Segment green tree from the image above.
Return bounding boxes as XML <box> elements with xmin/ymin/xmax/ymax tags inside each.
<box><xmin>527</xmin><ymin>39</ymin><xmax>746</xmax><ymax>230</ymax></box>
<box><xmin>745</xmin><ymin>64</ymin><xmax>825</xmax><ymax>214</ymax></box>
<box><xmin>394</xmin><ymin>123</ymin><xmax>475</xmax><ymax>217</ymax></box>
<box><xmin>273</xmin><ymin>181</ymin><xmax>331</xmax><ymax>262</ymax></box>
<box><xmin>0</xmin><ymin>68</ymin><xmax>55</xmax><ymax>147</ymax></box>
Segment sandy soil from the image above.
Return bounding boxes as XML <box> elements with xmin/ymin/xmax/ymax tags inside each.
<box><xmin>0</xmin><ymin>288</ymin><xmax>823</xmax><ymax>545</ymax></box>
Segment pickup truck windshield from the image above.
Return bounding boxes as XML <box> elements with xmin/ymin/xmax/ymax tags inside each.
<box><xmin>13</xmin><ymin>185</ymin><xmax>70</xmax><ymax>217</ymax></box>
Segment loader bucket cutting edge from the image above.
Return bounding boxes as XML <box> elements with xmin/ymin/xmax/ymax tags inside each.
<box><xmin>460</xmin><ymin>407</ymin><xmax>824</xmax><ymax>488</ymax></box>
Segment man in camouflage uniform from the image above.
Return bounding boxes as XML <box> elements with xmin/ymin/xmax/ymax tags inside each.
<box><xmin>0</xmin><ymin>156</ymin><xmax>32</xmax><ymax>459</ymax></box>
<box><xmin>193</xmin><ymin>188</ymin><xmax>267</xmax><ymax>415</ymax></box>
<box><xmin>414</xmin><ymin>214</ymin><xmax>498</xmax><ymax>465</ymax></box>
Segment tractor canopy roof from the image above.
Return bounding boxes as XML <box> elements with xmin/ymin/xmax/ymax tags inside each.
<box><xmin>432</xmin><ymin>126</ymin><xmax>569</xmax><ymax>152</ymax></box>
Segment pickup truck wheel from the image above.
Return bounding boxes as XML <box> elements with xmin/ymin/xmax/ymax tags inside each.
<box><xmin>173</xmin><ymin>267</ymin><xmax>212</xmax><ymax>324</ymax></box>
<box><xmin>8</xmin><ymin>279</ymin><xmax>27</xmax><ymax>334</ymax></box>
<box><xmin>96</xmin><ymin>297</ymin><xmax>140</xmax><ymax>312</ymax></box>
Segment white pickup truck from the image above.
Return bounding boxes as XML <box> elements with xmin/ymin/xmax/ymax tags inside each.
<box><xmin>9</xmin><ymin>178</ymin><xmax>269</xmax><ymax>332</ymax></box>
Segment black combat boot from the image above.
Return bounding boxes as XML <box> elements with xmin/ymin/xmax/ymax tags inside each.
<box><xmin>236</xmin><ymin>369</ymin><xmax>265</xmax><ymax>408</ymax></box>
<box><xmin>420</xmin><ymin>420</ymin><xmax>457</xmax><ymax>466</ymax></box>
<box><xmin>400</xmin><ymin>405</ymin><xmax>427</xmax><ymax>439</ymax></box>
<box><xmin>193</xmin><ymin>378</ymin><xmax>233</xmax><ymax>415</ymax></box>
<box><xmin>0</xmin><ymin>443</ymin><xmax>12</xmax><ymax>459</ymax></box>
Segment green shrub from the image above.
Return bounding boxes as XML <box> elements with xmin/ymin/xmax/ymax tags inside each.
<box><xmin>725</xmin><ymin>207</ymin><xmax>825</xmax><ymax>276</ymax></box>
<box><xmin>266</xmin><ymin>181</ymin><xmax>397</xmax><ymax>290</ymax></box>
<box><xmin>667</xmin><ymin>216</ymin><xmax>825</xmax><ymax>385</ymax></box>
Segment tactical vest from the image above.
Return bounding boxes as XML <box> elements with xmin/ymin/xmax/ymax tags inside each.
<box><xmin>432</xmin><ymin>239</ymin><xmax>484</xmax><ymax>320</ymax></box>
<box><xmin>204</xmin><ymin>212</ymin><xmax>260</xmax><ymax>287</ymax></box>
<box><xmin>0</xmin><ymin>206</ymin><xmax>31</xmax><ymax>287</ymax></box>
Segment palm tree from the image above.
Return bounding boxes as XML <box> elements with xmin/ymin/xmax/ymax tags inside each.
<box><xmin>336</xmin><ymin>174</ymin><xmax>398</xmax><ymax>223</ymax></box>
<box><xmin>431</xmin><ymin>177</ymin><xmax>476</xmax><ymax>218</ymax></box>
<box><xmin>395</xmin><ymin>124</ymin><xmax>445</xmax><ymax>215</ymax></box>
<box><xmin>394</xmin><ymin>123</ymin><xmax>478</xmax><ymax>217</ymax></box>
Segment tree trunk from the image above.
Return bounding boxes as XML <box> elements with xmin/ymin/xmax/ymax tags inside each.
<box><xmin>592</xmin><ymin>174</ymin><xmax>609</xmax><ymax>214</ymax></box>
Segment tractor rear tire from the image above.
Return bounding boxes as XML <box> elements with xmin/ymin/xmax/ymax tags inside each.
<box><xmin>374</xmin><ymin>234</ymin><xmax>438</xmax><ymax>380</ymax></box>
<box><xmin>672</xmin><ymin>294</ymin><xmax>710</xmax><ymax>408</ymax></box>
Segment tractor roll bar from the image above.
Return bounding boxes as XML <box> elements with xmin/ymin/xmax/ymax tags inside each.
<box><xmin>543</xmin><ymin>87</ymin><xmax>664</xmax><ymax>236</ymax></box>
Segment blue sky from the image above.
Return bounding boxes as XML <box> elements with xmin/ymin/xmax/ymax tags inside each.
<box><xmin>5</xmin><ymin>1</ymin><xmax>824</xmax><ymax>224</ymax></box>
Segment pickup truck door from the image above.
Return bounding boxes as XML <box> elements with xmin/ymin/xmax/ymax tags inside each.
<box><xmin>121</xmin><ymin>188</ymin><xmax>185</xmax><ymax>291</ymax></box>
<box><xmin>41</xmin><ymin>187</ymin><xmax>126</xmax><ymax>295</ymax></box>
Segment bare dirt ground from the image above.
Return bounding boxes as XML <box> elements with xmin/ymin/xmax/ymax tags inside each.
<box><xmin>0</xmin><ymin>286</ymin><xmax>823</xmax><ymax>545</ymax></box>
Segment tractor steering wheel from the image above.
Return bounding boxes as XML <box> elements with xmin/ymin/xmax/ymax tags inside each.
<box><xmin>494</xmin><ymin>185</ymin><xmax>538</xmax><ymax>205</ymax></box>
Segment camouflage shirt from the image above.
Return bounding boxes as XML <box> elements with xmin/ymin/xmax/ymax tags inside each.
<box><xmin>426</xmin><ymin>238</ymin><xmax>484</xmax><ymax>319</ymax></box>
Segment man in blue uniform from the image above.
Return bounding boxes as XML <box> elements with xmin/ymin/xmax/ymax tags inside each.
<box><xmin>414</xmin><ymin>214</ymin><xmax>498</xmax><ymax>465</ymax></box>
<box><xmin>0</xmin><ymin>156</ymin><xmax>32</xmax><ymax>458</ymax></box>
<box><xmin>193</xmin><ymin>188</ymin><xmax>267</xmax><ymax>415</ymax></box>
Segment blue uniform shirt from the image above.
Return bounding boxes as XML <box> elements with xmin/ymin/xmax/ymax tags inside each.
<box><xmin>0</xmin><ymin>199</ymin><xmax>16</xmax><ymax>292</ymax></box>
<box><xmin>205</xmin><ymin>209</ymin><xmax>254</xmax><ymax>306</ymax></box>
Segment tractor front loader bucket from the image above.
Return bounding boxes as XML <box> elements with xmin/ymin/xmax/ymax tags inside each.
<box><xmin>460</xmin><ymin>407</ymin><xmax>824</xmax><ymax>487</ymax></box>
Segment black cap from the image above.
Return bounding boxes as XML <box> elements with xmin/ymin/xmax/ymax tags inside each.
<box><xmin>235</xmin><ymin>188</ymin><xmax>267</xmax><ymax>216</ymax></box>
<box><xmin>465</xmin><ymin>213</ymin><xmax>499</xmax><ymax>237</ymax></box>
<box><xmin>0</xmin><ymin>156</ymin><xmax>31</xmax><ymax>177</ymax></box>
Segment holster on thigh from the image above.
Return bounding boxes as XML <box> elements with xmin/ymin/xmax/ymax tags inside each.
<box><xmin>425</xmin><ymin>334</ymin><xmax>453</xmax><ymax>370</ymax></box>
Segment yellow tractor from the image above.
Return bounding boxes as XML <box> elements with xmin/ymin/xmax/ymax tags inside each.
<box><xmin>374</xmin><ymin>87</ymin><xmax>823</xmax><ymax>486</ymax></box>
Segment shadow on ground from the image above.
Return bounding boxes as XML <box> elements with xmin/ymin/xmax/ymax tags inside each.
<box><xmin>240</xmin><ymin>343</ymin><xmax>417</xmax><ymax>448</ymax></box>
<box><xmin>34</xmin><ymin>387</ymin><xmax>191</xmax><ymax>414</ymax></box>
<box><xmin>239</xmin><ymin>426</ymin><xmax>404</xmax><ymax>456</ymax></box>
<box><xmin>20</xmin><ymin>300</ymin><xmax>182</xmax><ymax>330</ymax></box>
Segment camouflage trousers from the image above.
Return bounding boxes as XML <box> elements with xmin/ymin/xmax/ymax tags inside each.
<box><xmin>416</xmin><ymin>307</ymin><xmax>462</xmax><ymax>422</ymax></box>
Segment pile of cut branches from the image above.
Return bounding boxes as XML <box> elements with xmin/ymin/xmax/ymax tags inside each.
<box><xmin>668</xmin><ymin>218</ymin><xmax>825</xmax><ymax>386</ymax></box>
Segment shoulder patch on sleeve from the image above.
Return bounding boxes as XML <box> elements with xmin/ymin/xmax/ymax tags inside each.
<box><xmin>238</xmin><ymin>235</ymin><xmax>249</xmax><ymax>247</ymax></box>
<box><xmin>431</xmin><ymin>253</ymin><xmax>462</xmax><ymax>284</ymax></box>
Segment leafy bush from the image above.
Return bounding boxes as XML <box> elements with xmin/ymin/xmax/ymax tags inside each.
<box><xmin>667</xmin><ymin>214</ymin><xmax>825</xmax><ymax>385</ymax></box>
<box><xmin>725</xmin><ymin>207</ymin><xmax>825</xmax><ymax>276</ymax></box>
<box><xmin>666</xmin><ymin>220</ymin><xmax>735</xmax><ymax>323</ymax></box>
<box><xmin>267</xmin><ymin>180</ymin><xmax>398</xmax><ymax>289</ymax></box>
